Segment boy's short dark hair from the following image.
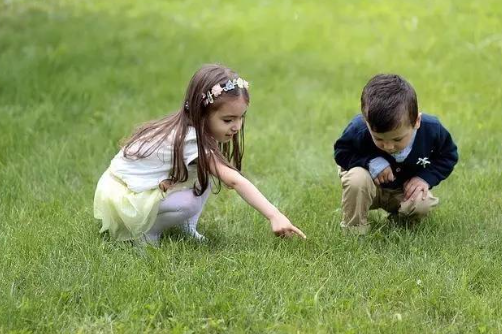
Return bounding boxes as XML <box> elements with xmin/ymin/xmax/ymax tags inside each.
<box><xmin>361</xmin><ymin>74</ymin><xmax>418</xmax><ymax>133</ymax></box>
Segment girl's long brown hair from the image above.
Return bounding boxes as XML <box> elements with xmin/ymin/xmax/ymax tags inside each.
<box><xmin>122</xmin><ymin>64</ymin><xmax>249</xmax><ymax>196</ymax></box>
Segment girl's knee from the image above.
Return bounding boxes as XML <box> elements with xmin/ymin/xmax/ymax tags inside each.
<box><xmin>160</xmin><ymin>189</ymin><xmax>203</xmax><ymax>217</ymax></box>
<box><xmin>177</xmin><ymin>196</ymin><xmax>202</xmax><ymax>217</ymax></box>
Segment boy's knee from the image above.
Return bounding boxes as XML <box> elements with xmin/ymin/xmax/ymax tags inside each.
<box><xmin>399</xmin><ymin>195</ymin><xmax>439</xmax><ymax>218</ymax></box>
<box><xmin>341</xmin><ymin>167</ymin><xmax>374</xmax><ymax>191</ymax></box>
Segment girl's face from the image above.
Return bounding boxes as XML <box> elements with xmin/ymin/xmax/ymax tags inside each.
<box><xmin>207</xmin><ymin>96</ymin><xmax>248</xmax><ymax>143</ymax></box>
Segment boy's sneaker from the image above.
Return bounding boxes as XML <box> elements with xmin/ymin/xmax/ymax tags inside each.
<box><xmin>387</xmin><ymin>213</ymin><xmax>420</xmax><ymax>227</ymax></box>
<box><xmin>340</xmin><ymin>221</ymin><xmax>371</xmax><ymax>235</ymax></box>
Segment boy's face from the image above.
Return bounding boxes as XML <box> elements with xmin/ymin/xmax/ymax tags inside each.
<box><xmin>366</xmin><ymin>113</ymin><xmax>421</xmax><ymax>154</ymax></box>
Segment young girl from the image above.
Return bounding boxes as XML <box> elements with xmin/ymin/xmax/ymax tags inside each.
<box><xmin>94</xmin><ymin>64</ymin><xmax>306</xmax><ymax>244</ymax></box>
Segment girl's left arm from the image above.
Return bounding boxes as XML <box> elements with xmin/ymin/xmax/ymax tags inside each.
<box><xmin>209</xmin><ymin>157</ymin><xmax>306</xmax><ymax>239</ymax></box>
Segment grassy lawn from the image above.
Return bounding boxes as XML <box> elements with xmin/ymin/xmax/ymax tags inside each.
<box><xmin>1</xmin><ymin>0</ymin><xmax>502</xmax><ymax>332</ymax></box>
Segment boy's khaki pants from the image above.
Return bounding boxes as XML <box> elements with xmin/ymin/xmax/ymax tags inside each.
<box><xmin>338</xmin><ymin>167</ymin><xmax>439</xmax><ymax>234</ymax></box>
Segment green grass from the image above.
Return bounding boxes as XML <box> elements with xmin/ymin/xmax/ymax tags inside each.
<box><xmin>1</xmin><ymin>0</ymin><xmax>502</xmax><ymax>332</ymax></box>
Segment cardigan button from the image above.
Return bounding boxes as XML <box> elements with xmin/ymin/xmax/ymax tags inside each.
<box><xmin>396</xmin><ymin>167</ymin><xmax>401</xmax><ymax>172</ymax></box>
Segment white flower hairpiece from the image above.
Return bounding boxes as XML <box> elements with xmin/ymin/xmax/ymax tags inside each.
<box><xmin>202</xmin><ymin>78</ymin><xmax>249</xmax><ymax>106</ymax></box>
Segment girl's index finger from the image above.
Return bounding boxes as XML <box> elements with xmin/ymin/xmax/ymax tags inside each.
<box><xmin>292</xmin><ymin>225</ymin><xmax>307</xmax><ymax>239</ymax></box>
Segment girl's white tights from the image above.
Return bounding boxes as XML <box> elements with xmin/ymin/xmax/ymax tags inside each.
<box><xmin>145</xmin><ymin>187</ymin><xmax>211</xmax><ymax>243</ymax></box>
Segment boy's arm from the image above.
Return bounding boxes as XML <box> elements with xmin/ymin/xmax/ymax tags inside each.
<box><xmin>368</xmin><ymin>157</ymin><xmax>391</xmax><ymax>179</ymax></box>
<box><xmin>208</xmin><ymin>155</ymin><xmax>306</xmax><ymax>239</ymax></box>
<box><xmin>415</xmin><ymin>123</ymin><xmax>458</xmax><ymax>188</ymax></box>
<box><xmin>334</xmin><ymin>122</ymin><xmax>377</xmax><ymax>170</ymax></box>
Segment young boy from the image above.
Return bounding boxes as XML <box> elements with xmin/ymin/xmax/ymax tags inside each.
<box><xmin>334</xmin><ymin>74</ymin><xmax>458</xmax><ymax>235</ymax></box>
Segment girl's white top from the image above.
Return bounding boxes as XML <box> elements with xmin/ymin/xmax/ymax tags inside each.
<box><xmin>109</xmin><ymin>127</ymin><xmax>198</xmax><ymax>193</ymax></box>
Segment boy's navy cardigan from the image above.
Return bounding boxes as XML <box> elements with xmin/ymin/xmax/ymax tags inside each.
<box><xmin>334</xmin><ymin>113</ymin><xmax>458</xmax><ymax>189</ymax></box>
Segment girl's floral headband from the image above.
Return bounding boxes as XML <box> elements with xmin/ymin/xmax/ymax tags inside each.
<box><xmin>202</xmin><ymin>78</ymin><xmax>249</xmax><ymax>106</ymax></box>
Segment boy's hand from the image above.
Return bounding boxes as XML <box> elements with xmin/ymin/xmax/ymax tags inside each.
<box><xmin>403</xmin><ymin>177</ymin><xmax>429</xmax><ymax>201</ymax></box>
<box><xmin>373</xmin><ymin>166</ymin><xmax>395</xmax><ymax>186</ymax></box>
<box><xmin>270</xmin><ymin>213</ymin><xmax>307</xmax><ymax>239</ymax></box>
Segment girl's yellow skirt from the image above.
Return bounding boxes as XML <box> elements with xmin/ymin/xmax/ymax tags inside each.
<box><xmin>93</xmin><ymin>169</ymin><xmax>164</xmax><ymax>241</ymax></box>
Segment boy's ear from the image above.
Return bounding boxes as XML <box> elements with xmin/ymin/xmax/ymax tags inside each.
<box><xmin>414</xmin><ymin>112</ymin><xmax>422</xmax><ymax>129</ymax></box>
